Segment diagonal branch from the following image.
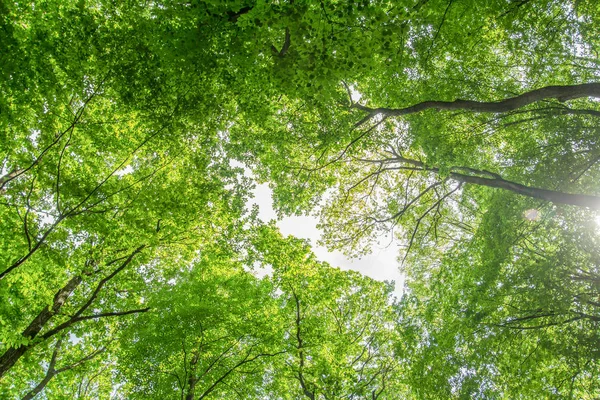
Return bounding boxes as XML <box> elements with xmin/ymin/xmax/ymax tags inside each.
<box><xmin>401</xmin><ymin>183</ymin><xmax>462</xmax><ymax>266</ymax></box>
<box><xmin>64</xmin><ymin>245</ymin><xmax>146</xmax><ymax>323</ymax></box>
<box><xmin>42</xmin><ymin>308</ymin><xmax>151</xmax><ymax>339</ymax></box>
<box><xmin>0</xmin><ymin>246</ymin><xmax>145</xmax><ymax>379</ymax></box>
<box><xmin>0</xmin><ymin>115</ymin><xmax>172</xmax><ymax>280</ymax></box>
<box><xmin>379</xmin><ymin>155</ymin><xmax>600</xmax><ymax>209</ymax></box>
<box><xmin>197</xmin><ymin>347</ymin><xmax>286</xmax><ymax>399</ymax></box>
<box><xmin>0</xmin><ymin>93</ymin><xmax>95</xmax><ymax>191</ymax></box>
<box><xmin>352</xmin><ymin>83</ymin><xmax>600</xmax><ymax>123</ymax></box>
<box><xmin>21</xmin><ymin>339</ymin><xmax>106</xmax><ymax>400</ymax></box>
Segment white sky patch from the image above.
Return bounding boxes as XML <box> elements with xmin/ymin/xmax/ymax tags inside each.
<box><xmin>350</xmin><ymin>86</ymin><xmax>362</xmax><ymax>103</ymax></box>
<box><xmin>251</xmin><ymin>183</ymin><xmax>405</xmax><ymax>298</ymax></box>
<box><xmin>29</xmin><ymin>129</ymin><xmax>41</xmax><ymax>148</ymax></box>
<box><xmin>252</xmin><ymin>263</ymin><xmax>273</xmax><ymax>279</ymax></box>
<box><xmin>115</xmin><ymin>165</ymin><xmax>134</xmax><ymax>176</ymax></box>
<box><xmin>69</xmin><ymin>332</ymin><xmax>82</xmax><ymax>345</ymax></box>
<box><xmin>524</xmin><ymin>208</ymin><xmax>540</xmax><ymax>221</ymax></box>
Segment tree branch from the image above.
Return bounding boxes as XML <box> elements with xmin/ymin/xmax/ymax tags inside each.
<box><xmin>291</xmin><ymin>289</ymin><xmax>315</xmax><ymax>400</ymax></box>
<box><xmin>378</xmin><ymin>154</ymin><xmax>600</xmax><ymax>209</ymax></box>
<box><xmin>0</xmin><ymin>93</ymin><xmax>95</xmax><ymax>191</ymax></box>
<box><xmin>352</xmin><ymin>83</ymin><xmax>600</xmax><ymax>123</ymax></box>
<box><xmin>0</xmin><ymin>247</ymin><xmax>144</xmax><ymax>379</ymax></box>
<box><xmin>21</xmin><ymin>339</ymin><xmax>106</xmax><ymax>400</ymax></box>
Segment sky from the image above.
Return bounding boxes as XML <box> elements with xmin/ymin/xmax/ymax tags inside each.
<box><xmin>250</xmin><ymin>183</ymin><xmax>405</xmax><ymax>298</ymax></box>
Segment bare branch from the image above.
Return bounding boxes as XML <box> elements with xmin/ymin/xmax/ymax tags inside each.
<box><xmin>352</xmin><ymin>83</ymin><xmax>600</xmax><ymax>119</ymax></box>
<box><xmin>373</xmin><ymin>180</ymin><xmax>444</xmax><ymax>224</ymax></box>
<box><xmin>401</xmin><ymin>183</ymin><xmax>462</xmax><ymax>266</ymax></box>
<box><xmin>55</xmin><ymin>129</ymin><xmax>74</xmax><ymax>214</ymax></box>
<box><xmin>0</xmin><ymin>93</ymin><xmax>95</xmax><ymax>191</ymax></box>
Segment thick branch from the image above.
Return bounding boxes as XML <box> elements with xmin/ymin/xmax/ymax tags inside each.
<box><xmin>449</xmin><ymin>173</ymin><xmax>600</xmax><ymax>210</ymax></box>
<box><xmin>185</xmin><ymin>351</ymin><xmax>200</xmax><ymax>400</ymax></box>
<box><xmin>42</xmin><ymin>308</ymin><xmax>150</xmax><ymax>340</ymax></box>
<box><xmin>353</xmin><ymin>83</ymin><xmax>600</xmax><ymax>119</ymax></box>
<box><xmin>0</xmin><ymin>169</ymin><xmax>24</xmax><ymax>189</ymax></box>
<box><xmin>0</xmin><ymin>246</ymin><xmax>144</xmax><ymax>379</ymax></box>
<box><xmin>292</xmin><ymin>289</ymin><xmax>315</xmax><ymax>400</ymax></box>
<box><xmin>0</xmin><ymin>275</ymin><xmax>81</xmax><ymax>379</ymax></box>
<box><xmin>21</xmin><ymin>339</ymin><xmax>63</xmax><ymax>400</ymax></box>
<box><xmin>40</xmin><ymin>246</ymin><xmax>147</xmax><ymax>340</ymax></box>
<box><xmin>68</xmin><ymin>245</ymin><xmax>146</xmax><ymax>322</ymax></box>
<box><xmin>380</xmin><ymin>155</ymin><xmax>600</xmax><ymax>210</ymax></box>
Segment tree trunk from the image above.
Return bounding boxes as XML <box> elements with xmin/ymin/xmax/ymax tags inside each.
<box><xmin>185</xmin><ymin>352</ymin><xmax>199</xmax><ymax>400</ymax></box>
<box><xmin>0</xmin><ymin>246</ymin><xmax>143</xmax><ymax>379</ymax></box>
<box><xmin>0</xmin><ymin>276</ymin><xmax>82</xmax><ymax>379</ymax></box>
<box><xmin>185</xmin><ymin>376</ymin><xmax>198</xmax><ymax>400</ymax></box>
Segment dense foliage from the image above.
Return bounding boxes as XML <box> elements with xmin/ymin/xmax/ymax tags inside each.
<box><xmin>1</xmin><ymin>0</ymin><xmax>599</xmax><ymax>398</ymax></box>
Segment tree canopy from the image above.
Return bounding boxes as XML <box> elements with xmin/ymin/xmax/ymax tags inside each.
<box><xmin>1</xmin><ymin>0</ymin><xmax>599</xmax><ymax>398</ymax></box>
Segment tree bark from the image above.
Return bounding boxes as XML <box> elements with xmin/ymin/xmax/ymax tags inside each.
<box><xmin>185</xmin><ymin>376</ymin><xmax>198</xmax><ymax>400</ymax></box>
